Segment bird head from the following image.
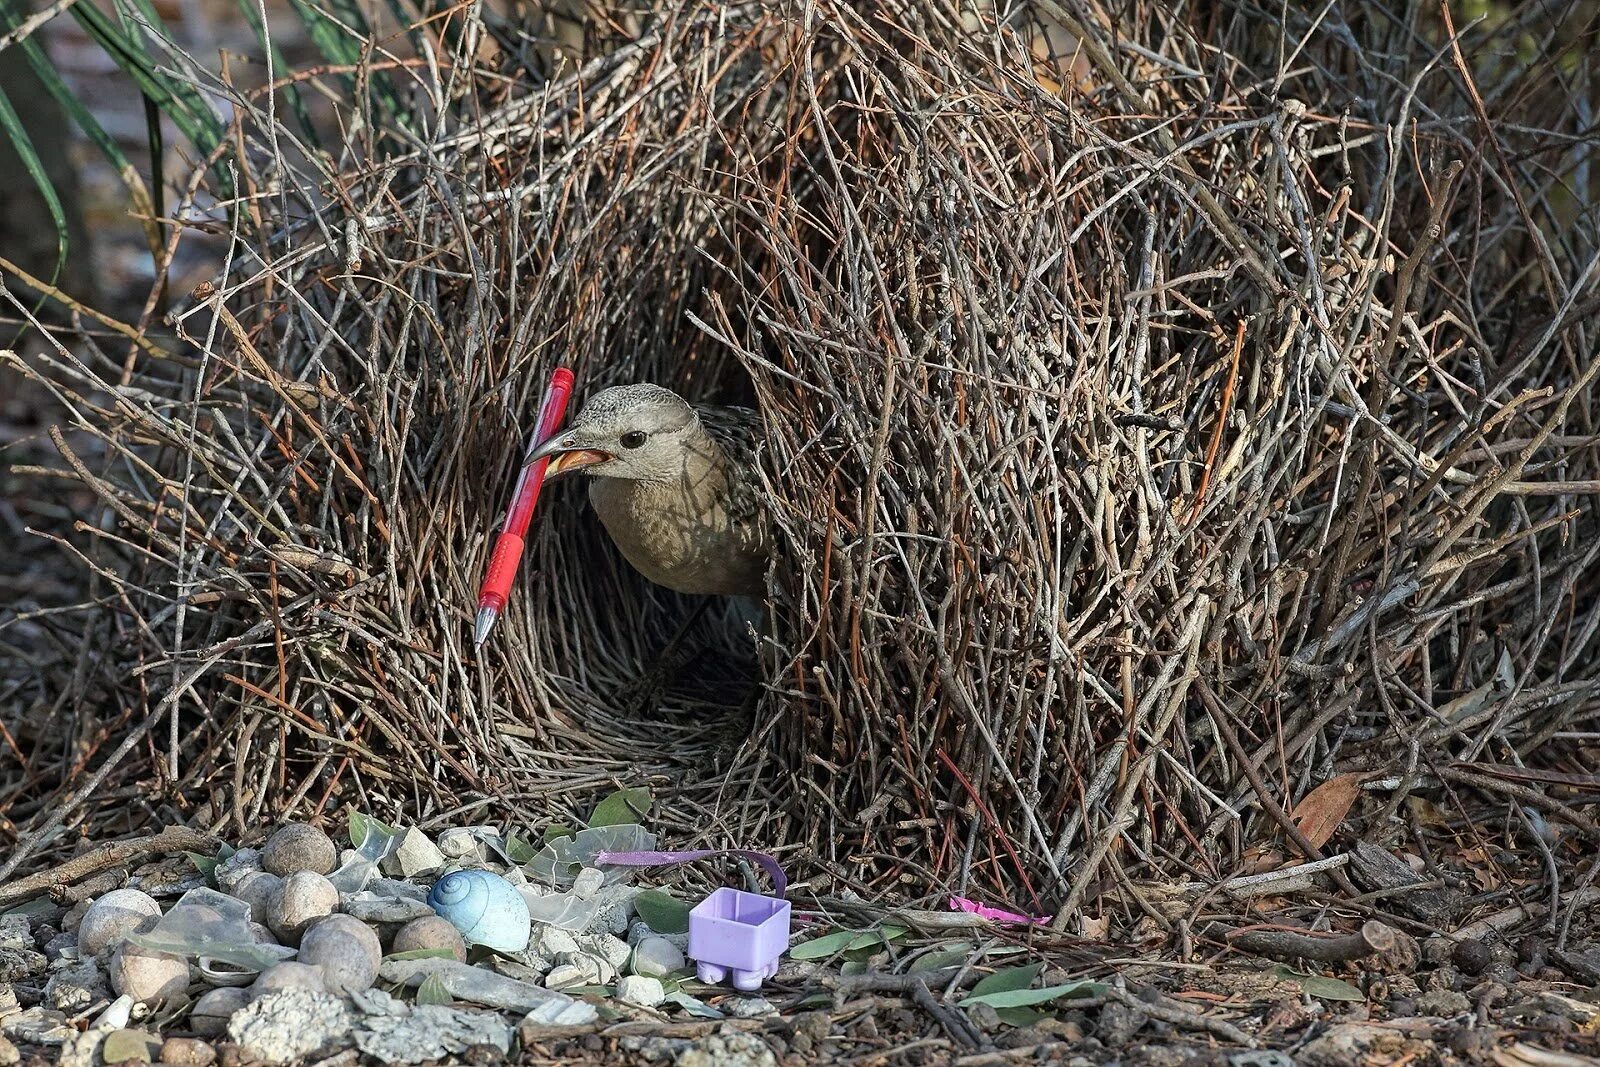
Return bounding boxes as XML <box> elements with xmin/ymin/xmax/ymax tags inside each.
<box><xmin>524</xmin><ymin>383</ymin><xmax>704</xmax><ymax>483</ymax></box>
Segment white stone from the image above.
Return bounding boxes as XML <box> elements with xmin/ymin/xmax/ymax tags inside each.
<box><xmin>227</xmin><ymin>990</ymin><xmax>353</xmax><ymax>1065</ymax></box>
<box><xmin>570</xmin><ymin>867</ymin><xmax>605</xmax><ymax>899</ymax></box>
<box><xmin>579</xmin><ymin>933</ymin><xmax>632</xmax><ymax>971</ymax></box>
<box><xmin>615</xmin><ymin>975</ymin><xmax>665</xmax><ymax>1009</ymax></box>
<box><xmin>535</xmin><ymin>927</ymin><xmax>579</xmax><ymax>957</ymax></box>
<box><xmin>730</xmin><ymin>997</ymin><xmax>776</xmax><ymax>1018</ymax></box>
<box><xmin>630</xmin><ymin>937</ymin><xmax>685</xmax><ymax>979</ymax></box>
<box><xmin>386</xmin><ymin>828</ymin><xmax>446</xmax><ymax>879</ymax></box>
<box><xmin>542</xmin><ymin>963</ymin><xmax>590</xmax><ymax>990</ymax></box>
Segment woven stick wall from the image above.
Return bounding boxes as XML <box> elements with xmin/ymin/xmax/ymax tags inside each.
<box><xmin>5</xmin><ymin>1</ymin><xmax>1599</xmax><ymax>913</ymax></box>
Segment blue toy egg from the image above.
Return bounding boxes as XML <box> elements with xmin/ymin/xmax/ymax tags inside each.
<box><xmin>427</xmin><ymin>870</ymin><xmax>530</xmax><ymax>953</ymax></box>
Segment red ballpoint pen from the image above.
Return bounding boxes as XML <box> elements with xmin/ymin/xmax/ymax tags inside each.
<box><xmin>474</xmin><ymin>367</ymin><xmax>575</xmax><ymax>647</ymax></box>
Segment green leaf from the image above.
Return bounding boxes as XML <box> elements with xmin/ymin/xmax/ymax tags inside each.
<box><xmin>541</xmin><ymin>825</ymin><xmax>574</xmax><ymax>845</ymax></box>
<box><xmin>505</xmin><ymin>834</ymin><xmax>538</xmax><ymax>864</ymax></box>
<box><xmin>588</xmin><ymin>788</ymin><xmax>653</xmax><ymax>828</ymax></box>
<box><xmin>996</xmin><ymin>1007</ymin><xmax>1051</xmax><ymax>1027</ymax></box>
<box><xmin>970</xmin><ymin>962</ymin><xmax>1045</xmax><ymax>998</ymax></box>
<box><xmin>1271</xmin><ymin>965</ymin><xmax>1366</xmax><ymax>1002</ymax></box>
<box><xmin>384</xmin><ymin>948</ymin><xmax>459</xmax><ymax>962</ymax></box>
<box><xmin>0</xmin><ymin>82</ymin><xmax>68</xmax><ymax>283</ymax></box>
<box><xmin>841</xmin><ymin>959</ymin><xmax>868</xmax><ymax>976</ymax></box>
<box><xmin>186</xmin><ymin>852</ymin><xmax>219</xmax><ymax>879</ymax></box>
<box><xmin>633</xmin><ymin>890</ymin><xmax>691</xmax><ymax>935</ymax></box>
<box><xmin>664</xmin><ymin>991</ymin><xmax>723</xmax><ymax>1019</ymax></box>
<box><xmin>910</xmin><ymin>945</ymin><xmax>974</xmax><ymax>972</ymax></box>
<box><xmin>961</xmin><ymin>981</ymin><xmax>1102</xmax><ymax>1009</ymax></box>
<box><xmin>789</xmin><ymin>925</ymin><xmax>909</xmax><ymax>961</ymax></box>
<box><xmin>415</xmin><ymin>974</ymin><xmax>452</xmax><ymax>1006</ymax></box>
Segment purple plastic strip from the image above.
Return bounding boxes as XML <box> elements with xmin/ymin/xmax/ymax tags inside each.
<box><xmin>595</xmin><ymin>848</ymin><xmax>788</xmax><ymax>899</ymax></box>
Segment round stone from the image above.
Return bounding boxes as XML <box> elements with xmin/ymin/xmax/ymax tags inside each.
<box><xmin>297</xmin><ymin>915</ymin><xmax>382</xmax><ymax>993</ymax></box>
<box><xmin>267</xmin><ymin>871</ymin><xmax>338</xmax><ymax>946</ymax></box>
<box><xmin>260</xmin><ymin>824</ymin><xmax>337</xmax><ymax>877</ymax></box>
<box><xmin>391</xmin><ymin>916</ymin><xmax>467</xmax><ymax>963</ymax></box>
<box><xmin>78</xmin><ymin>890</ymin><xmax>161</xmax><ymax>958</ymax></box>
<box><xmin>108</xmin><ymin>943</ymin><xmax>190</xmax><ymax>1004</ymax></box>
<box><xmin>190</xmin><ymin>987</ymin><xmax>250</xmax><ymax>1037</ymax></box>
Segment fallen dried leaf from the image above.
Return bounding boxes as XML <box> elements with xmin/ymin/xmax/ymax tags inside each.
<box><xmin>1290</xmin><ymin>773</ymin><xmax>1365</xmax><ymax>851</ymax></box>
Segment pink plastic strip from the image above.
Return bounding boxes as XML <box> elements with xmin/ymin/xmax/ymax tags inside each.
<box><xmin>596</xmin><ymin>848</ymin><xmax>788</xmax><ymax>899</ymax></box>
<box><xmin>949</xmin><ymin>895</ymin><xmax>1051</xmax><ymax>925</ymax></box>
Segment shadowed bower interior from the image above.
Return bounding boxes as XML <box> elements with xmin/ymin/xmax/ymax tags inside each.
<box><xmin>5</xmin><ymin>1</ymin><xmax>1600</xmax><ymax>914</ymax></box>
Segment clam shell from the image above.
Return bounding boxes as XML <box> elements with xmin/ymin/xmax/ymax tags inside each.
<box><xmin>427</xmin><ymin>870</ymin><xmax>530</xmax><ymax>953</ymax></box>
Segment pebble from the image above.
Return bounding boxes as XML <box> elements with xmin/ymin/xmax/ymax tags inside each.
<box><xmin>616</xmin><ymin>975</ymin><xmax>665</xmax><ymax>1008</ymax></box>
<box><xmin>542</xmin><ymin>964</ymin><xmax>590</xmax><ymax>990</ymax></box>
<box><xmin>190</xmin><ymin>987</ymin><xmax>250</xmax><ymax>1038</ymax></box>
<box><xmin>78</xmin><ymin>890</ymin><xmax>162</xmax><ymax>958</ymax></box>
<box><xmin>101</xmin><ymin>1028</ymin><xmax>161</xmax><ymax>1064</ymax></box>
<box><xmin>0</xmin><ymin>1036</ymin><xmax>16</xmax><ymax>1067</ymax></box>
<box><xmin>231</xmin><ymin>872</ymin><xmax>281</xmax><ymax>926</ymax></box>
<box><xmin>2</xmin><ymin>1006</ymin><xmax>73</xmax><ymax>1045</ymax></box>
<box><xmin>579</xmin><ymin>933</ymin><xmax>632</xmax><ymax>971</ymax></box>
<box><xmin>1453</xmin><ymin>939</ymin><xmax>1491</xmax><ymax>976</ymax></box>
<box><xmin>391</xmin><ymin>917</ymin><xmax>467</xmax><ymax>963</ymax></box>
<box><xmin>297</xmin><ymin>915</ymin><xmax>381</xmax><ymax>994</ymax></box>
<box><xmin>570</xmin><ymin>868</ymin><xmax>605</xmax><ymax>899</ymax></box>
<box><xmin>535</xmin><ymin>928</ymin><xmax>579</xmax><ymax>958</ymax></box>
<box><xmin>385</xmin><ymin>828</ymin><xmax>446</xmax><ymax>879</ymax></box>
<box><xmin>0</xmin><ymin>918</ymin><xmax>27</xmax><ymax>951</ymax></box>
<box><xmin>1415</xmin><ymin>989</ymin><xmax>1471</xmax><ymax>1017</ymax></box>
<box><xmin>160</xmin><ymin>1037</ymin><xmax>217</xmax><ymax>1067</ymax></box>
<box><xmin>261</xmin><ymin>824</ymin><xmax>338</xmax><ymax>877</ymax></box>
<box><xmin>250</xmin><ymin>961</ymin><xmax>327</xmax><ymax>998</ymax></box>
<box><xmin>45</xmin><ymin>958</ymin><xmax>108</xmax><ymax>1012</ymax></box>
<box><xmin>108</xmin><ymin>944</ymin><xmax>190</xmax><ymax>1004</ymax></box>
<box><xmin>630</xmin><ymin>936</ymin><xmax>685</xmax><ymax>978</ymax></box>
<box><xmin>0</xmin><ymin>947</ymin><xmax>46</xmax><ymax>983</ymax></box>
<box><xmin>729</xmin><ymin>997</ymin><xmax>776</xmax><ymax>1018</ymax></box>
<box><xmin>267</xmin><ymin>871</ymin><xmax>338</xmax><ymax>946</ymax></box>
<box><xmin>676</xmin><ymin>1028</ymin><xmax>776</xmax><ymax>1067</ymax></box>
<box><xmin>213</xmin><ymin>849</ymin><xmax>263</xmax><ymax>895</ymax></box>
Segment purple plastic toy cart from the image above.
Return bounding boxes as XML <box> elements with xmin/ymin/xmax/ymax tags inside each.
<box><xmin>687</xmin><ymin>886</ymin><xmax>791</xmax><ymax>991</ymax></box>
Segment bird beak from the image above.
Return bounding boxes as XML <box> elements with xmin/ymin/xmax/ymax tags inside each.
<box><xmin>524</xmin><ymin>433</ymin><xmax>612</xmax><ymax>477</ymax></box>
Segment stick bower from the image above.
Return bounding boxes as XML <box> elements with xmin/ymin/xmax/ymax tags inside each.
<box><xmin>5</xmin><ymin>1</ymin><xmax>1600</xmax><ymax>914</ymax></box>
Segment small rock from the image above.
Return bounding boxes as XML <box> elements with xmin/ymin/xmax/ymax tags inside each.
<box><xmin>108</xmin><ymin>944</ymin><xmax>190</xmax><ymax>1004</ymax></box>
<box><xmin>230</xmin><ymin>872</ymin><xmax>281</xmax><ymax>926</ymax></box>
<box><xmin>630</xmin><ymin>937</ymin><xmax>684</xmax><ymax>978</ymax></box>
<box><xmin>249</xmin><ymin>962</ymin><xmax>326</xmax><ymax>1000</ymax></box>
<box><xmin>0</xmin><ymin>918</ymin><xmax>28</xmax><ymax>951</ymax></box>
<box><xmin>297</xmin><ymin>915</ymin><xmax>381</xmax><ymax>994</ymax></box>
<box><xmin>101</xmin><ymin>1028</ymin><xmax>161</xmax><ymax>1064</ymax></box>
<box><xmin>45</xmin><ymin>958</ymin><xmax>108</xmax><ymax>1012</ymax></box>
<box><xmin>1420</xmin><ymin>937</ymin><xmax>1453</xmax><ymax>966</ymax></box>
<box><xmin>616</xmin><ymin>975</ymin><xmax>665</xmax><ymax>1008</ymax></box>
<box><xmin>790</xmin><ymin>1012</ymin><xmax>830</xmax><ymax>1043</ymax></box>
<box><xmin>266</xmin><ymin>871</ymin><xmax>338</xmax><ymax>946</ymax></box>
<box><xmin>676</xmin><ymin>1027</ymin><xmax>776</xmax><ymax>1067</ymax></box>
<box><xmin>341</xmin><ymin>893</ymin><xmax>434</xmax><ymax>925</ymax></box>
<box><xmin>570</xmin><ymin>868</ymin><xmax>605</xmax><ymax>899</ymax></box>
<box><xmin>618</xmin><ymin>1036</ymin><xmax>690</xmax><ymax>1062</ymax></box>
<box><xmin>261</xmin><ymin>825</ymin><xmax>337</xmax><ymax>877</ymax></box>
<box><xmin>0</xmin><ymin>947</ymin><xmax>46</xmax><ymax>983</ymax></box>
<box><xmin>385</xmin><ymin>828</ymin><xmax>446</xmax><ymax>879</ymax></box>
<box><xmin>392</xmin><ymin>917</ymin><xmax>467</xmax><ymax>962</ymax></box>
<box><xmin>436</xmin><ymin>828</ymin><xmax>489</xmax><ymax>862</ymax></box>
<box><xmin>78</xmin><ymin>891</ymin><xmax>162</xmax><ymax>958</ymax></box>
<box><xmin>536</xmin><ymin>927</ymin><xmax>579</xmax><ymax>958</ymax></box>
<box><xmin>1452</xmin><ymin>939</ymin><xmax>1491</xmax><ymax>976</ymax></box>
<box><xmin>729</xmin><ymin>997</ymin><xmax>776</xmax><ymax>1018</ymax></box>
<box><xmin>2</xmin><ymin>1006</ymin><xmax>72</xmax><ymax>1045</ymax></box>
<box><xmin>543</xmin><ymin>963</ymin><xmax>590</xmax><ymax>989</ymax></box>
<box><xmin>353</xmin><ymin>1003</ymin><xmax>514</xmax><ymax>1065</ymax></box>
<box><xmin>160</xmin><ymin>1036</ymin><xmax>217</xmax><ymax>1067</ymax></box>
<box><xmin>227</xmin><ymin>990</ymin><xmax>353</xmax><ymax>1065</ymax></box>
<box><xmin>967</xmin><ymin>1002</ymin><xmax>1002</xmax><ymax>1032</ymax></box>
<box><xmin>213</xmin><ymin>850</ymin><xmax>263</xmax><ymax>895</ymax></box>
<box><xmin>0</xmin><ymin>1035</ymin><xmax>15</xmax><ymax>1067</ymax></box>
<box><xmin>190</xmin><ymin>987</ymin><xmax>251</xmax><ymax>1038</ymax></box>
<box><xmin>1095</xmin><ymin>1000</ymin><xmax>1146</xmax><ymax>1044</ymax></box>
<box><xmin>1299</xmin><ymin>1023</ymin><xmax>1419</xmax><ymax>1067</ymax></box>
<box><xmin>579</xmin><ymin>933</ymin><xmax>632</xmax><ymax>971</ymax></box>
<box><xmin>43</xmin><ymin>932</ymin><xmax>78</xmax><ymax>962</ymax></box>
<box><xmin>1415</xmin><ymin>989</ymin><xmax>1471</xmax><ymax>1017</ymax></box>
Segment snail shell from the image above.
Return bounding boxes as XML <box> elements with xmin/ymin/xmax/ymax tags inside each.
<box><xmin>427</xmin><ymin>870</ymin><xmax>530</xmax><ymax>953</ymax></box>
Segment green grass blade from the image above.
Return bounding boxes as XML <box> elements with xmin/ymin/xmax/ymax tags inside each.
<box><xmin>0</xmin><ymin>80</ymin><xmax>69</xmax><ymax>285</ymax></box>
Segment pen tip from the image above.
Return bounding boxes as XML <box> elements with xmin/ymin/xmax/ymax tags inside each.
<box><xmin>474</xmin><ymin>607</ymin><xmax>497</xmax><ymax>648</ymax></box>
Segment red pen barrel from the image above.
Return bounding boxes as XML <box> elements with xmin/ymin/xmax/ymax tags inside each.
<box><xmin>474</xmin><ymin>368</ymin><xmax>576</xmax><ymax>645</ymax></box>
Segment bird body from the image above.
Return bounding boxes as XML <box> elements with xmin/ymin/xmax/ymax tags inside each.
<box><xmin>528</xmin><ymin>384</ymin><xmax>771</xmax><ymax>597</ymax></box>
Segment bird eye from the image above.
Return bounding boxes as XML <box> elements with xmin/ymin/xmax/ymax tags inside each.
<box><xmin>620</xmin><ymin>431</ymin><xmax>648</xmax><ymax>450</ymax></box>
